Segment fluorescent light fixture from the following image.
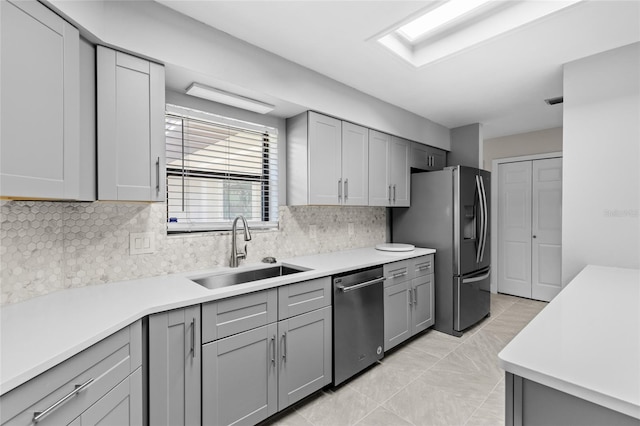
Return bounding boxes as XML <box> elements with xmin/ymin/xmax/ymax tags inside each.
<box><xmin>397</xmin><ymin>0</ymin><xmax>492</xmax><ymax>42</ymax></box>
<box><xmin>185</xmin><ymin>83</ymin><xmax>275</xmax><ymax>114</ymax></box>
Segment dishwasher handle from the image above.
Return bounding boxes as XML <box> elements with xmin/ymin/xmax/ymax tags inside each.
<box><xmin>337</xmin><ymin>277</ymin><xmax>385</xmax><ymax>292</ymax></box>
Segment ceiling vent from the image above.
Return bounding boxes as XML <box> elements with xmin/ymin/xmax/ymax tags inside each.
<box><xmin>544</xmin><ymin>96</ymin><xmax>564</xmax><ymax>105</ymax></box>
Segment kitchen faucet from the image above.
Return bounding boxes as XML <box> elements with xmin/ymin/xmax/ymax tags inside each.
<box><xmin>230</xmin><ymin>215</ymin><xmax>252</xmax><ymax>267</ymax></box>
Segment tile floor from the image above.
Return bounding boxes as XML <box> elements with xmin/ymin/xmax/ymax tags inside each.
<box><xmin>266</xmin><ymin>293</ymin><xmax>548</xmax><ymax>426</ymax></box>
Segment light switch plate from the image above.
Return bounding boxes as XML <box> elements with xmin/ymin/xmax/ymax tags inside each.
<box><xmin>130</xmin><ymin>232</ymin><xmax>155</xmax><ymax>255</ymax></box>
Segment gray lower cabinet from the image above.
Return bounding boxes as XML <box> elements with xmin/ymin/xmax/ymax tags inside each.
<box><xmin>384</xmin><ymin>256</ymin><xmax>435</xmax><ymax>351</ymax></box>
<box><xmin>505</xmin><ymin>372</ymin><xmax>639</xmax><ymax>426</ymax></box>
<box><xmin>68</xmin><ymin>368</ymin><xmax>142</xmax><ymax>426</ymax></box>
<box><xmin>0</xmin><ymin>322</ymin><xmax>142</xmax><ymax>426</ymax></box>
<box><xmin>277</xmin><ymin>306</ymin><xmax>332</xmax><ymax>411</ymax></box>
<box><xmin>148</xmin><ymin>306</ymin><xmax>201</xmax><ymax>426</ymax></box>
<box><xmin>202</xmin><ymin>323</ymin><xmax>278</xmax><ymax>426</ymax></box>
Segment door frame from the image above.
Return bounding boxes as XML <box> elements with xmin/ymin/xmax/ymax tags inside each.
<box><xmin>490</xmin><ymin>152</ymin><xmax>562</xmax><ymax>293</ymax></box>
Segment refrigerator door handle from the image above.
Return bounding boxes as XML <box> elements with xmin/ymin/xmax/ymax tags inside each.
<box><xmin>462</xmin><ymin>268</ymin><xmax>491</xmax><ymax>284</ymax></box>
<box><xmin>475</xmin><ymin>175</ymin><xmax>484</xmax><ymax>263</ymax></box>
<box><xmin>479</xmin><ymin>176</ymin><xmax>488</xmax><ymax>263</ymax></box>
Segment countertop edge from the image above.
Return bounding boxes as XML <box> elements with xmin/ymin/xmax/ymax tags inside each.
<box><xmin>1</xmin><ymin>247</ymin><xmax>435</xmax><ymax>394</ymax></box>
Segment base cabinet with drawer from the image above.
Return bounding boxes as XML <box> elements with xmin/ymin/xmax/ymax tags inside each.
<box><xmin>0</xmin><ymin>322</ymin><xmax>142</xmax><ymax>426</ymax></box>
<box><xmin>383</xmin><ymin>255</ymin><xmax>435</xmax><ymax>351</ymax></box>
<box><xmin>201</xmin><ymin>277</ymin><xmax>332</xmax><ymax>426</ymax></box>
<box><xmin>147</xmin><ymin>306</ymin><xmax>201</xmax><ymax>426</ymax></box>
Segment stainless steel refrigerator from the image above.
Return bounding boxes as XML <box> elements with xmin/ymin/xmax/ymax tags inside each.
<box><xmin>391</xmin><ymin>166</ymin><xmax>491</xmax><ymax>337</ymax></box>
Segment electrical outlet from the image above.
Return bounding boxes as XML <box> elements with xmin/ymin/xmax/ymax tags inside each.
<box><xmin>348</xmin><ymin>222</ymin><xmax>355</xmax><ymax>236</ymax></box>
<box><xmin>130</xmin><ymin>232</ymin><xmax>155</xmax><ymax>255</ymax></box>
<box><xmin>309</xmin><ymin>225</ymin><xmax>317</xmax><ymax>239</ymax></box>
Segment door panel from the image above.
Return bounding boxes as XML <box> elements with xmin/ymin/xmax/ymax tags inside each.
<box><xmin>368</xmin><ymin>130</ymin><xmax>391</xmax><ymax>206</ymax></box>
<box><xmin>411</xmin><ymin>275</ymin><xmax>434</xmax><ymax>334</ymax></box>
<box><xmin>390</xmin><ymin>137</ymin><xmax>410</xmax><ymax>206</ymax></box>
<box><xmin>308</xmin><ymin>112</ymin><xmax>341</xmax><ymax>205</ymax></box>
<box><xmin>341</xmin><ymin>122</ymin><xmax>369</xmax><ymax>206</ymax></box>
<box><xmin>532</xmin><ymin>158</ymin><xmax>563</xmax><ymax>301</ymax></box>
<box><xmin>498</xmin><ymin>161</ymin><xmax>532</xmax><ymax>298</ymax></box>
<box><xmin>383</xmin><ymin>281</ymin><xmax>411</xmax><ymax>351</ymax></box>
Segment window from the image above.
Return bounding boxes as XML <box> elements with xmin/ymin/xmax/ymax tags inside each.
<box><xmin>165</xmin><ymin>105</ymin><xmax>278</xmax><ymax>233</ymax></box>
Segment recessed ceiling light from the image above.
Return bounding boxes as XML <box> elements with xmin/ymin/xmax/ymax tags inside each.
<box><xmin>185</xmin><ymin>83</ymin><xmax>275</xmax><ymax>114</ymax></box>
<box><xmin>397</xmin><ymin>0</ymin><xmax>493</xmax><ymax>42</ymax></box>
<box><xmin>378</xmin><ymin>0</ymin><xmax>585</xmax><ymax>67</ymax></box>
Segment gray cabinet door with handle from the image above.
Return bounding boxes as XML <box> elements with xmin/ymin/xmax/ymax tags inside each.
<box><xmin>383</xmin><ymin>280</ymin><xmax>412</xmax><ymax>351</ymax></box>
<box><xmin>97</xmin><ymin>46</ymin><xmax>166</xmax><ymax>201</ymax></box>
<box><xmin>277</xmin><ymin>306</ymin><xmax>332</xmax><ymax>411</ymax></box>
<box><xmin>202</xmin><ymin>323</ymin><xmax>278</xmax><ymax>426</ymax></box>
<box><xmin>411</xmin><ymin>274</ymin><xmax>435</xmax><ymax>334</ymax></box>
<box><xmin>148</xmin><ymin>306</ymin><xmax>200</xmax><ymax>426</ymax></box>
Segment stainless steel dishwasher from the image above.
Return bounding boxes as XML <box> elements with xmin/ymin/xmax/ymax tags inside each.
<box><xmin>332</xmin><ymin>265</ymin><xmax>385</xmax><ymax>385</ymax></box>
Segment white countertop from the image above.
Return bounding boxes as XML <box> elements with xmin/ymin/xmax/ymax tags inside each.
<box><xmin>0</xmin><ymin>246</ymin><xmax>434</xmax><ymax>395</ymax></box>
<box><xmin>498</xmin><ymin>265</ymin><xmax>640</xmax><ymax>419</ymax></box>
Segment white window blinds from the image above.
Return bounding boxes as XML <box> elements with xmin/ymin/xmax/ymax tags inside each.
<box><xmin>165</xmin><ymin>105</ymin><xmax>278</xmax><ymax>233</ymax></box>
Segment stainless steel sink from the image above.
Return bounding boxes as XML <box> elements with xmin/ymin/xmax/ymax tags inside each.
<box><xmin>191</xmin><ymin>265</ymin><xmax>306</xmax><ymax>290</ymax></box>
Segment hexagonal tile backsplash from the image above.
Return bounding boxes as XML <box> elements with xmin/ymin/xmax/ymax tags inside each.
<box><xmin>0</xmin><ymin>201</ymin><xmax>386</xmax><ymax>305</ymax></box>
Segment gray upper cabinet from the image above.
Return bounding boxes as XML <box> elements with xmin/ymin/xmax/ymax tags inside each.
<box><xmin>148</xmin><ymin>306</ymin><xmax>201</xmax><ymax>426</ymax></box>
<box><xmin>0</xmin><ymin>0</ymin><xmax>85</xmax><ymax>200</ymax></box>
<box><xmin>97</xmin><ymin>46</ymin><xmax>166</xmax><ymax>201</ymax></box>
<box><xmin>369</xmin><ymin>132</ymin><xmax>410</xmax><ymax>207</ymax></box>
<box><xmin>411</xmin><ymin>142</ymin><xmax>447</xmax><ymax>171</ymax></box>
<box><xmin>287</xmin><ymin>111</ymin><xmax>368</xmax><ymax>206</ymax></box>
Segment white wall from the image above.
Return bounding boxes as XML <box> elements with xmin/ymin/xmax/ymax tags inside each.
<box><xmin>483</xmin><ymin>127</ymin><xmax>563</xmax><ymax>171</ymax></box>
<box><xmin>562</xmin><ymin>42</ymin><xmax>640</xmax><ymax>283</ymax></box>
<box><xmin>45</xmin><ymin>0</ymin><xmax>450</xmax><ymax>150</ymax></box>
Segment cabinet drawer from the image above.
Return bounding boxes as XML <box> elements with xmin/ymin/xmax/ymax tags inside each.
<box><xmin>278</xmin><ymin>277</ymin><xmax>331</xmax><ymax>320</ymax></box>
<box><xmin>1</xmin><ymin>321</ymin><xmax>141</xmax><ymax>426</ymax></box>
<box><xmin>202</xmin><ymin>289</ymin><xmax>277</xmax><ymax>343</ymax></box>
<box><xmin>413</xmin><ymin>255</ymin><xmax>434</xmax><ymax>278</ymax></box>
<box><xmin>383</xmin><ymin>260</ymin><xmax>410</xmax><ymax>288</ymax></box>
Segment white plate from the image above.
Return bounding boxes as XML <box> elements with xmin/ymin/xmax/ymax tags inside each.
<box><xmin>375</xmin><ymin>243</ymin><xmax>415</xmax><ymax>252</ymax></box>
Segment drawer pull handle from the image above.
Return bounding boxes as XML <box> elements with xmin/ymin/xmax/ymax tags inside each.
<box><xmin>417</xmin><ymin>265</ymin><xmax>430</xmax><ymax>272</ymax></box>
<box><xmin>33</xmin><ymin>378</ymin><xmax>94</xmax><ymax>423</ymax></box>
<box><xmin>392</xmin><ymin>271</ymin><xmax>408</xmax><ymax>279</ymax></box>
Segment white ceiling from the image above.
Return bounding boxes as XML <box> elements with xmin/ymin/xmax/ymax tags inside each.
<box><xmin>157</xmin><ymin>1</ymin><xmax>640</xmax><ymax>139</ymax></box>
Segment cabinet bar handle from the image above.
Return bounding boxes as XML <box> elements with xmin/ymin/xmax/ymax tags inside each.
<box><xmin>33</xmin><ymin>378</ymin><xmax>94</xmax><ymax>423</ymax></box>
<box><xmin>271</xmin><ymin>335</ymin><xmax>276</xmax><ymax>365</ymax></box>
<box><xmin>388</xmin><ymin>185</ymin><xmax>391</xmax><ymax>203</ymax></box>
<box><xmin>338</xmin><ymin>179</ymin><xmax>342</xmax><ymax>202</ymax></box>
<box><xmin>344</xmin><ymin>178</ymin><xmax>349</xmax><ymax>200</ymax></box>
<box><xmin>393</xmin><ymin>271</ymin><xmax>408</xmax><ymax>279</ymax></box>
<box><xmin>408</xmin><ymin>291</ymin><xmax>412</xmax><ymax>306</ymax></box>
<box><xmin>417</xmin><ymin>265</ymin><xmax>430</xmax><ymax>272</ymax></box>
<box><xmin>393</xmin><ymin>184</ymin><xmax>396</xmax><ymax>202</ymax></box>
<box><xmin>155</xmin><ymin>157</ymin><xmax>160</xmax><ymax>194</ymax></box>
<box><xmin>190</xmin><ymin>318</ymin><xmax>196</xmax><ymax>359</ymax></box>
<box><xmin>282</xmin><ymin>332</ymin><xmax>287</xmax><ymax>361</ymax></box>
<box><xmin>413</xmin><ymin>288</ymin><xmax>418</xmax><ymax>305</ymax></box>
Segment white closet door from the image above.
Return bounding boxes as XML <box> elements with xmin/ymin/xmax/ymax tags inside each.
<box><xmin>531</xmin><ymin>158</ymin><xmax>563</xmax><ymax>301</ymax></box>
<box><xmin>498</xmin><ymin>161</ymin><xmax>532</xmax><ymax>298</ymax></box>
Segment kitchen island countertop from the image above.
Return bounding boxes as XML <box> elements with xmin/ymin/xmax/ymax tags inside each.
<box><xmin>1</xmin><ymin>246</ymin><xmax>434</xmax><ymax>394</ymax></box>
<box><xmin>498</xmin><ymin>265</ymin><xmax>640</xmax><ymax>419</ymax></box>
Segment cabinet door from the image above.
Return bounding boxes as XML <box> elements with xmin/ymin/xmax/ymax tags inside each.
<box><xmin>411</xmin><ymin>275</ymin><xmax>434</xmax><ymax>334</ymax></box>
<box><xmin>202</xmin><ymin>324</ymin><xmax>278</xmax><ymax>426</ymax></box>
<box><xmin>148</xmin><ymin>306</ymin><xmax>200</xmax><ymax>426</ymax></box>
<box><xmin>368</xmin><ymin>130</ymin><xmax>391</xmax><ymax>206</ymax></box>
<box><xmin>0</xmin><ymin>0</ymin><xmax>80</xmax><ymax>199</ymax></box>
<box><xmin>278</xmin><ymin>306</ymin><xmax>332</xmax><ymax>411</ymax></box>
<box><xmin>308</xmin><ymin>112</ymin><xmax>342</xmax><ymax>205</ymax></box>
<box><xmin>383</xmin><ymin>280</ymin><xmax>411</xmax><ymax>351</ymax></box>
<box><xmin>410</xmin><ymin>143</ymin><xmax>429</xmax><ymax>171</ymax></box>
<box><xmin>390</xmin><ymin>136</ymin><xmax>410</xmax><ymax>206</ymax></box>
<box><xmin>97</xmin><ymin>46</ymin><xmax>166</xmax><ymax>201</ymax></box>
<box><xmin>341</xmin><ymin>122</ymin><xmax>369</xmax><ymax>206</ymax></box>
<box><xmin>427</xmin><ymin>146</ymin><xmax>447</xmax><ymax>170</ymax></box>
<box><xmin>73</xmin><ymin>368</ymin><xmax>142</xmax><ymax>426</ymax></box>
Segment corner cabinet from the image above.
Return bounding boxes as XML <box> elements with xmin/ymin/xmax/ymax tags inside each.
<box><xmin>147</xmin><ymin>306</ymin><xmax>201</xmax><ymax>426</ymax></box>
<box><xmin>287</xmin><ymin>111</ymin><xmax>368</xmax><ymax>206</ymax></box>
<box><xmin>411</xmin><ymin>142</ymin><xmax>447</xmax><ymax>171</ymax></box>
<box><xmin>0</xmin><ymin>322</ymin><xmax>142</xmax><ymax>426</ymax></box>
<box><xmin>369</xmin><ymin>132</ymin><xmax>410</xmax><ymax>207</ymax></box>
<box><xmin>0</xmin><ymin>0</ymin><xmax>83</xmax><ymax>199</ymax></box>
<box><xmin>97</xmin><ymin>46</ymin><xmax>166</xmax><ymax>202</ymax></box>
<box><xmin>383</xmin><ymin>255</ymin><xmax>434</xmax><ymax>351</ymax></box>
